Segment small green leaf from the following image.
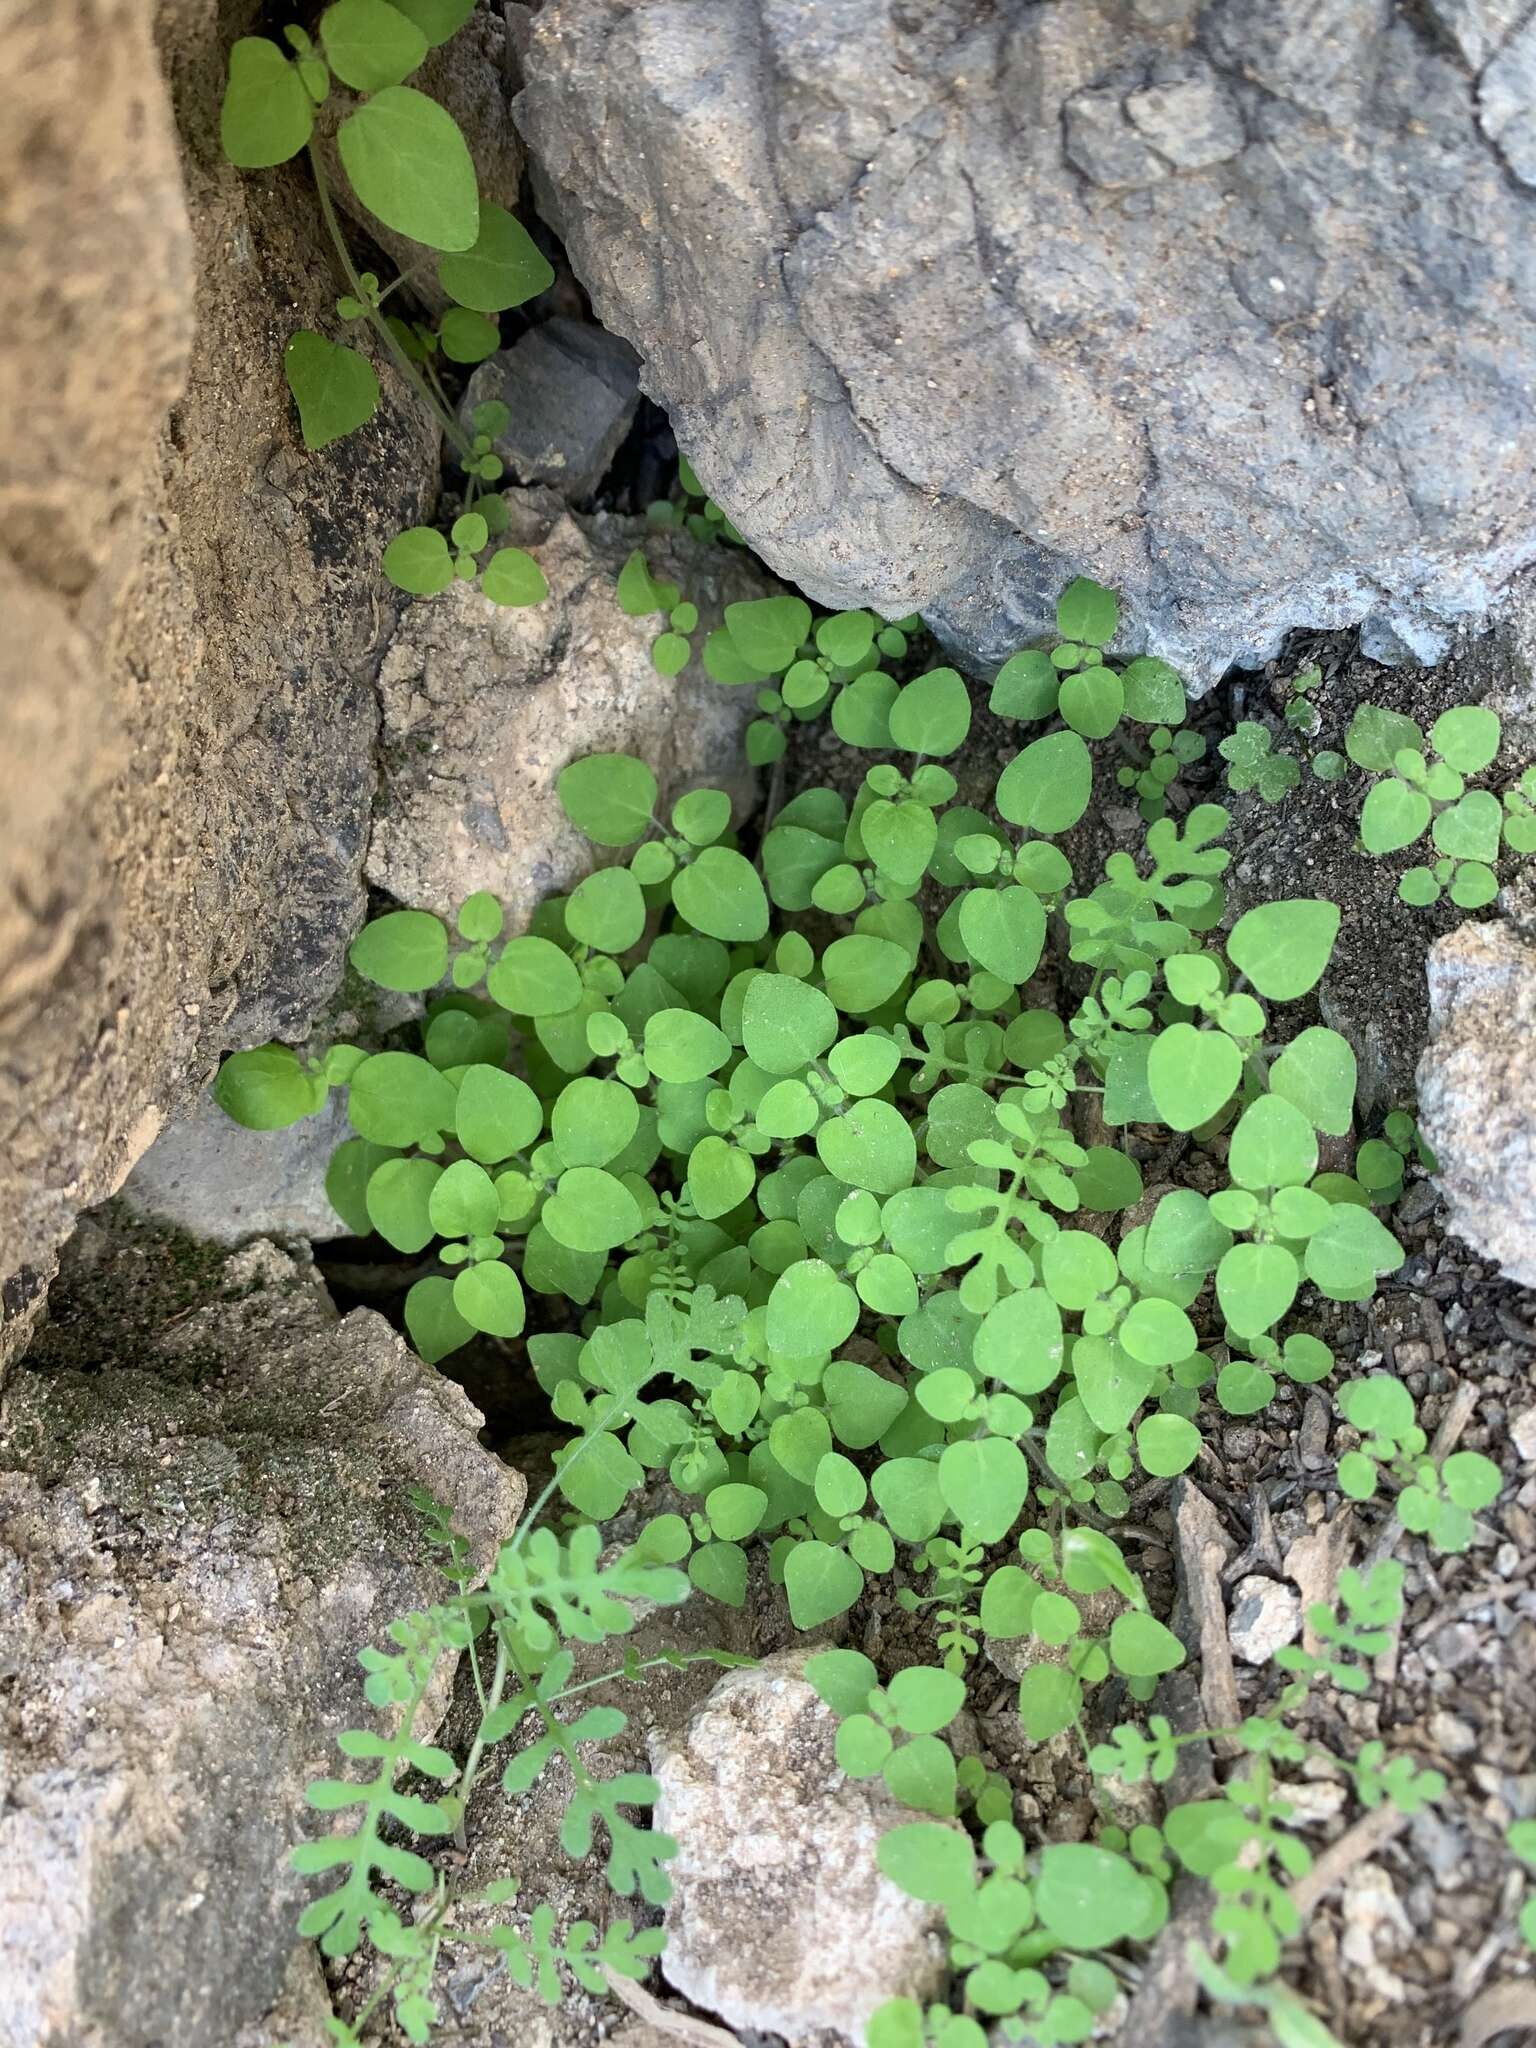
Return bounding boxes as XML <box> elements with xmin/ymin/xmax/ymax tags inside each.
<box><xmin>347</xmin><ymin>1051</ymin><xmax>457</xmax><ymax>1147</ymax></box>
<box><xmin>1433</xmin><ymin>789</ymin><xmax>1502</xmax><ymax>863</ymax></box>
<box><xmin>1137</xmin><ymin>1412</ymin><xmax>1200</xmax><ymax>1477</ymax></box>
<box><xmin>284</xmin><ymin>332</ymin><xmax>380</xmax><ymax>451</ymax></box>
<box><xmin>439</xmin><ymin>306</ymin><xmax>501</xmax><ymax>364</ymax></box>
<box><xmin>784</xmin><ymin>1540</ymin><xmax>863</xmax><ymax>1628</ymax></box>
<box><xmin>486</xmin><ymin>936</ymin><xmax>582</xmax><ymax>1016</ymax></box>
<box><xmin>1216</xmin><ymin>1241</ymin><xmax>1299</xmax><ymax>1337</ymax></box>
<box><xmin>348</xmin><ymin>909</ymin><xmax>448</xmax><ymax>992</ymax></box>
<box><xmin>877</xmin><ymin>1823</ymin><xmax>976</xmax><ymax>1907</ymax></box>
<box><xmin>1430</xmin><ymin>705</ymin><xmax>1500</xmax><ymax>775</ymax></box>
<box><xmin>558</xmin><ymin>754</ymin><xmax>659</xmax><ymax>847</ymax></box>
<box><xmin>455</xmin><ymin>1065</ymin><xmax>543</xmax><ymax>1163</ymax></box>
<box><xmin>1269</xmin><ymin>1027</ymin><xmax>1357</xmax><ymax>1137</ymax></box>
<box><xmin>723</xmin><ymin>595</ymin><xmax>811</xmax><ymax>673</ymax></box>
<box><xmin>542</xmin><ymin>1166</ymin><xmax>642</xmax><ymax>1253</ymax></box>
<box><xmin>990</xmin><ymin>648</ymin><xmax>1059</xmax><ymax>721</ymax></box>
<box><xmin>1055</xmin><ymin>577</ymin><xmax>1119</xmax><ymax>647</ymax></box>
<box><xmin>1147</xmin><ymin>1023</ymin><xmax>1242</xmax><ymax>1132</ymax></box>
<box><xmin>1059</xmin><ymin>665</ymin><xmax>1124</xmax><ymax>739</ymax></box>
<box><xmin>428</xmin><ymin>1157</ymin><xmax>499</xmax><ymax>1237</ymax></box>
<box><xmin>938</xmin><ymin>1437</ymin><xmax>1028</xmax><ymax>1545</ymax></box>
<box><xmin>1121</xmin><ymin>656</ymin><xmax>1186</xmax><ymax>725</ymax></box>
<box><xmin>766</xmin><ymin>1259</ymin><xmax>859</xmax><ymax>1356</ymax></box>
<box><xmin>221</xmin><ymin>37</ymin><xmax>314</xmax><ymax>168</ymax></box>
<box><xmin>1360</xmin><ymin>780</ymin><xmax>1431</xmax><ymax>856</ymax></box>
<box><xmin>438</xmin><ymin>202</ymin><xmax>554</xmax><ymax>311</ymax></box>
<box><xmin>741</xmin><ymin>974</ymin><xmax>839</xmax><ymax>1075</ymax></box>
<box><xmin>320</xmin><ymin>0</ymin><xmax>428</xmax><ymax>90</ymax></box>
<box><xmin>888</xmin><ymin>668</ymin><xmax>972</xmax><ymax>756</ymax></box>
<box><xmin>958</xmin><ymin>886</ymin><xmax>1045</xmax><ymax>984</ymax></box>
<box><xmin>338</xmin><ymin>87</ymin><xmax>479</xmax><ymax>252</ymax></box>
<box><xmin>480</xmin><ymin>546</ymin><xmax>548</xmax><ymax>607</ymax></box>
<box><xmin>1108</xmin><ymin>1611</ymin><xmax>1184</xmax><ymax>1677</ymax></box>
<box><xmin>366</xmin><ymin>1155</ymin><xmax>443</xmax><ymax>1252</ymax></box>
<box><xmin>404</xmin><ymin>1275</ymin><xmax>474</xmax><ymax>1363</ymax></box>
<box><xmin>383</xmin><ymin>526</ymin><xmax>455</xmax><ymax>596</ymax></box>
<box><xmin>1226</xmin><ymin>899</ymin><xmax>1340</xmax><ymax>1001</ymax></box>
<box><xmin>213</xmin><ymin>1045</ymin><xmax>326</xmax><ymax>1130</ymax></box>
<box><xmin>452</xmin><ymin>1259</ymin><xmax>525</xmax><ymax>1338</ymax></box>
<box><xmin>671</xmin><ymin>847</ymin><xmax>769</xmax><ymax>942</ymax></box>
<box><xmin>995</xmin><ymin>731</ymin><xmax>1093</xmax><ymax>835</ymax></box>
<box><xmin>384</xmin><ymin>0</ymin><xmax>476</xmax><ymax>43</ymax></box>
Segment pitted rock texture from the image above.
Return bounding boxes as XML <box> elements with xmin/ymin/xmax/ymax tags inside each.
<box><xmin>650</xmin><ymin>1652</ymin><xmax>948</xmax><ymax>2044</ymax></box>
<box><xmin>517</xmin><ymin>0</ymin><xmax>1536</xmax><ymax>686</ymax></box>
<box><xmin>0</xmin><ymin>1227</ymin><xmax>523</xmax><ymax>2048</ymax></box>
<box><xmin>1417</xmin><ymin>919</ymin><xmax>1536</xmax><ymax>1287</ymax></box>
<box><xmin>367</xmin><ymin>490</ymin><xmax>769</xmax><ymax>922</ymax></box>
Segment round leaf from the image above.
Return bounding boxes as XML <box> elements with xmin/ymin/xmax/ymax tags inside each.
<box><xmin>557</xmin><ymin>753</ymin><xmax>658</xmax><ymax>847</ymax></box>
<box><xmin>995</xmin><ymin>730</ymin><xmax>1093</xmax><ymax>835</ymax></box>
<box><xmin>784</xmin><ymin>1540</ymin><xmax>863</xmax><ymax>1628</ymax></box>
<box><xmin>671</xmin><ymin>847</ymin><xmax>770</xmax><ymax>942</ymax></box>
<box><xmin>220</xmin><ymin>36</ymin><xmax>314</xmax><ymax>168</ymax></box>
<box><xmin>213</xmin><ymin>1045</ymin><xmax>326</xmax><ymax>1130</ymax></box>
<box><xmin>742</xmin><ymin>974</ymin><xmax>839</xmax><ymax>1075</ymax></box>
<box><xmin>1226</xmin><ymin>900</ymin><xmax>1340</xmax><ymax>1001</ymax></box>
<box><xmin>452</xmin><ymin>1259</ymin><xmax>526</xmax><ymax>1338</ymax></box>
<box><xmin>1147</xmin><ymin>1023</ymin><xmax>1242</xmax><ymax>1132</ymax></box>
<box><xmin>438</xmin><ymin>201</ymin><xmax>555</xmax><ymax>311</ymax></box>
<box><xmin>486</xmin><ymin>936</ymin><xmax>582</xmax><ymax>1016</ymax></box>
<box><xmin>542</xmin><ymin>1166</ymin><xmax>642</xmax><ymax>1253</ymax></box>
<box><xmin>348</xmin><ymin>909</ymin><xmax>448</xmax><ymax>993</ymax></box>
<box><xmin>455</xmin><ymin>1065</ymin><xmax>542</xmax><ymax>1163</ymax></box>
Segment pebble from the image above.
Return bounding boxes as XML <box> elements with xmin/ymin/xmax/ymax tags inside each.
<box><xmin>1511</xmin><ymin>1407</ymin><xmax>1536</xmax><ymax>1462</ymax></box>
<box><xmin>1428</xmin><ymin>1710</ymin><xmax>1477</xmax><ymax>1757</ymax></box>
<box><xmin>1227</xmin><ymin>1574</ymin><xmax>1303</xmax><ymax>1664</ymax></box>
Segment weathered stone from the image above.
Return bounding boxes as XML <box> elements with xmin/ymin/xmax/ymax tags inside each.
<box><xmin>460</xmin><ymin>319</ymin><xmax>641</xmax><ymax>497</ymax></box>
<box><xmin>1418</xmin><ymin>920</ymin><xmax>1536</xmax><ymax>1286</ymax></box>
<box><xmin>367</xmin><ymin>490</ymin><xmax>767</xmax><ymax>923</ymax></box>
<box><xmin>1</xmin><ymin>1224</ymin><xmax>524</xmax><ymax>2048</ymax></box>
<box><xmin>1226</xmin><ymin>1574</ymin><xmax>1303</xmax><ymax>1665</ymax></box>
<box><xmin>650</xmin><ymin>1651</ymin><xmax>948</xmax><ymax>2044</ymax></box>
<box><xmin>121</xmin><ymin>1090</ymin><xmax>351</xmax><ymax>1246</ymax></box>
<box><xmin>1479</xmin><ymin>16</ymin><xmax>1536</xmax><ymax>186</ymax></box>
<box><xmin>1428</xmin><ymin>0</ymin><xmax>1529</xmax><ymax>71</ymax></box>
<box><xmin>517</xmin><ymin>0</ymin><xmax>1536</xmax><ymax>686</ymax></box>
<box><xmin>0</xmin><ymin>0</ymin><xmax>438</xmax><ymax>1368</ymax></box>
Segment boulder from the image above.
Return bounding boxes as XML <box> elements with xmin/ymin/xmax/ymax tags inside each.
<box><xmin>367</xmin><ymin>490</ymin><xmax>768</xmax><ymax>923</ymax></box>
<box><xmin>650</xmin><ymin>1651</ymin><xmax>948</xmax><ymax>2045</ymax></box>
<box><xmin>1417</xmin><ymin>920</ymin><xmax>1536</xmax><ymax>1286</ymax></box>
<box><xmin>0</xmin><ymin>1222</ymin><xmax>524</xmax><ymax>2048</ymax></box>
<box><xmin>516</xmin><ymin>0</ymin><xmax>1536</xmax><ymax>686</ymax></box>
<box><xmin>0</xmin><ymin>0</ymin><xmax>440</xmax><ymax>1369</ymax></box>
<box><xmin>460</xmin><ymin>318</ymin><xmax>642</xmax><ymax>498</ymax></box>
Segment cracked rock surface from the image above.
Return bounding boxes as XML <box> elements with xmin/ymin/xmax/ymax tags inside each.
<box><xmin>517</xmin><ymin>0</ymin><xmax>1536</xmax><ymax>685</ymax></box>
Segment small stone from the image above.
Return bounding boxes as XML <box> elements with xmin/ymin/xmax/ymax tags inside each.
<box><xmin>1124</xmin><ymin>70</ymin><xmax>1246</xmax><ymax>170</ymax></box>
<box><xmin>1299</xmin><ymin>1392</ymin><xmax>1331</xmax><ymax>1469</ymax></box>
<box><xmin>1227</xmin><ymin>1574</ymin><xmax>1303</xmax><ymax>1664</ymax></box>
<box><xmin>651</xmin><ymin>1652</ymin><xmax>948</xmax><ymax>2042</ymax></box>
<box><xmin>1429</xmin><ymin>1710</ymin><xmax>1477</xmax><ymax>1757</ymax></box>
<box><xmin>1063</xmin><ymin>89</ymin><xmax>1168</xmax><ymax>188</ymax></box>
<box><xmin>1418</xmin><ymin>922</ymin><xmax>1536</xmax><ymax>1286</ymax></box>
<box><xmin>460</xmin><ymin>317</ymin><xmax>641</xmax><ymax>499</ymax></box>
<box><xmin>1512</xmin><ymin>1407</ymin><xmax>1536</xmax><ymax>1462</ymax></box>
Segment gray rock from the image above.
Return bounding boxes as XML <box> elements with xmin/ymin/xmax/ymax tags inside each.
<box><xmin>462</xmin><ymin>318</ymin><xmax>641</xmax><ymax>498</ymax></box>
<box><xmin>1418</xmin><ymin>920</ymin><xmax>1536</xmax><ymax>1285</ymax></box>
<box><xmin>516</xmin><ymin>1</ymin><xmax>1536</xmax><ymax>688</ymax></box>
<box><xmin>1226</xmin><ymin>1573</ymin><xmax>1302</xmax><ymax>1665</ymax></box>
<box><xmin>367</xmin><ymin>489</ymin><xmax>768</xmax><ymax>923</ymax></box>
<box><xmin>121</xmin><ymin>1090</ymin><xmax>351</xmax><ymax>1246</ymax></box>
<box><xmin>1480</xmin><ymin>16</ymin><xmax>1536</xmax><ymax>186</ymax></box>
<box><xmin>650</xmin><ymin>1651</ymin><xmax>948</xmax><ymax>2044</ymax></box>
<box><xmin>0</xmin><ymin>1226</ymin><xmax>524</xmax><ymax>2048</ymax></box>
<box><xmin>1428</xmin><ymin>0</ymin><xmax>1530</xmax><ymax>71</ymax></box>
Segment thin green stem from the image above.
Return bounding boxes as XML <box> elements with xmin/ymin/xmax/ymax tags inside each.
<box><xmin>454</xmin><ymin>1634</ymin><xmax>510</xmax><ymax>1851</ymax></box>
<box><xmin>306</xmin><ymin>142</ymin><xmax>472</xmax><ymax>459</ymax></box>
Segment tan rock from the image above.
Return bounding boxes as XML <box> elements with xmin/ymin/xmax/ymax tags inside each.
<box><xmin>367</xmin><ymin>491</ymin><xmax>767</xmax><ymax>922</ymax></box>
<box><xmin>0</xmin><ymin>0</ymin><xmax>441</xmax><ymax>1367</ymax></box>
<box><xmin>650</xmin><ymin>1651</ymin><xmax>948</xmax><ymax>2046</ymax></box>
